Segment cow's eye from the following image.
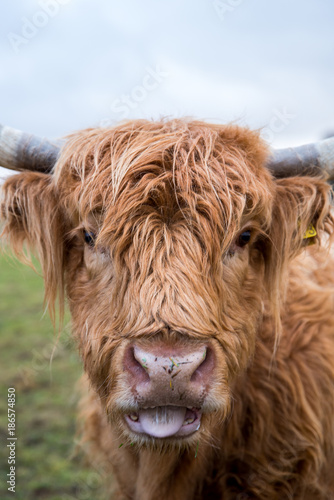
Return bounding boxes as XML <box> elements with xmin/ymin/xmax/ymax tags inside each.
<box><xmin>236</xmin><ymin>230</ymin><xmax>251</xmax><ymax>248</ymax></box>
<box><xmin>83</xmin><ymin>230</ymin><xmax>96</xmax><ymax>247</ymax></box>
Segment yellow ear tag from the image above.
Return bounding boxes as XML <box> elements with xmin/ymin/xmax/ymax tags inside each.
<box><xmin>303</xmin><ymin>224</ymin><xmax>317</xmax><ymax>240</ymax></box>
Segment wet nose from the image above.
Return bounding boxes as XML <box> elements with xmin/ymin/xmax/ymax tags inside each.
<box><xmin>123</xmin><ymin>343</ymin><xmax>214</xmax><ymax>407</ymax></box>
<box><xmin>134</xmin><ymin>344</ymin><xmax>208</xmax><ymax>380</ymax></box>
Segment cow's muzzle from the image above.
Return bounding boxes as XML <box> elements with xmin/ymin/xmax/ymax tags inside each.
<box><xmin>123</xmin><ymin>343</ymin><xmax>215</xmax><ymax>438</ymax></box>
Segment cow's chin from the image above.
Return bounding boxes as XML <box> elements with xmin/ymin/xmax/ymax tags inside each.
<box><xmin>124</xmin><ymin>406</ymin><xmax>202</xmax><ymax>439</ymax></box>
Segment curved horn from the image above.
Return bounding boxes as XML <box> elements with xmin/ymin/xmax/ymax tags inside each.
<box><xmin>0</xmin><ymin>124</ymin><xmax>63</xmax><ymax>173</ymax></box>
<box><xmin>267</xmin><ymin>137</ymin><xmax>334</xmax><ymax>180</ymax></box>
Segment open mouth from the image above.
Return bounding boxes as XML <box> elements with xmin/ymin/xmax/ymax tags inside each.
<box><xmin>125</xmin><ymin>406</ymin><xmax>202</xmax><ymax>438</ymax></box>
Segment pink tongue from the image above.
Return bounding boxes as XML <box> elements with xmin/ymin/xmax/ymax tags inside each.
<box><xmin>139</xmin><ymin>406</ymin><xmax>186</xmax><ymax>438</ymax></box>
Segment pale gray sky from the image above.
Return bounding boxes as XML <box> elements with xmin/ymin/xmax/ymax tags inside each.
<box><xmin>1</xmin><ymin>0</ymin><xmax>334</xmax><ymax>177</ymax></box>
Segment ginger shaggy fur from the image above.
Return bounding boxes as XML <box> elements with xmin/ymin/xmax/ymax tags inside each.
<box><xmin>1</xmin><ymin>119</ymin><xmax>334</xmax><ymax>499</ymax></box>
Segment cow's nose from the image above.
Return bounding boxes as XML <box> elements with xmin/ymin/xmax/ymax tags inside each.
<box><xmin>123</xmin><ymin>343</ymin><xmax>215</xmax><ymax>407</ymax></box>
<box><xmin>133</xmin><ymin>345</ymin><xmax>209</xmax><ymax>382</ymax></box>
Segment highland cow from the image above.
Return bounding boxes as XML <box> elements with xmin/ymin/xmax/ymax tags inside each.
<box><xmin>1</xmin><ymin>119</ymin><xmax>334</xmax><ymax>500</ymax></box>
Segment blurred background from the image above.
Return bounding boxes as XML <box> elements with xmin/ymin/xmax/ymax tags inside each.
<box><xmin>1</xmin><ymin>0</ymin><xmax>334</xmax><ymax>175</ymax></box>
<box><xmin>0</xmin><ymin>0</ymin><xmax>333</xmax><ymax>498</ymax></box>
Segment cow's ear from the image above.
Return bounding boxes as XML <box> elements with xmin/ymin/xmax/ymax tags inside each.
<box><xmin>1</xmin><ymin>172</ymin><xmax>65</xmax><ymax>320</ymax></box>
<box><xmin>259</xmin><ymin>176</ymin><xmax>333</xmax><ymax>337</ymax></box>
<box><xmin>270</xmin><ymin>176</ymin><xmax>333</xmax><ymax>260</ymax></box>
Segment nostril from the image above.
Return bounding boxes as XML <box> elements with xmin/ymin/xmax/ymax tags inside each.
<box><xmin>190</xmin><ymin>347</ymin><xmax>215</xmax><ymax>384</ymax></box>
<box><xmin>123</xmin><ymin>347</ymin><xmax>150</xmax><ymax>383</ymax></box>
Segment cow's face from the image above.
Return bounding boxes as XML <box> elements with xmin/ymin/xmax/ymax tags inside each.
<box><xmin>2</xmin><ymin>121</ymin><xmax>331</xmax><ymax>448</ymax></box>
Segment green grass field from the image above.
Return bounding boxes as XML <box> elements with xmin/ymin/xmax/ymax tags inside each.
<box><xmin>0</xmin><ymin>254</ymin><xmax>106</xmax><ymax>500</ymax></box>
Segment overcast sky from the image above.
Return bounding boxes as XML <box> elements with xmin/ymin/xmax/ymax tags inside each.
<box><xmin>1</xmin><ymin>0</ymin><xmax>334</xmax><ymax>177</ymax></box>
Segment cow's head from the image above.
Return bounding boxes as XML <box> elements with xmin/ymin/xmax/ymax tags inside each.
<box><xmin>1</xmin><ymin>120</ymin><xmax>333</xmax><ymax>449</ymax></box>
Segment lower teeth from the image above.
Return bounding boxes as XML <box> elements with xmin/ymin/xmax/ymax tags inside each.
<box><xmin>129</xmin><ymin>413</ymin><xmax>138</xmax><ymax>421</ymax></box>
<box><xmin>184</xmin><ymin>417</ymin><xmax>195</xmax><ymax>425</ymax></box>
